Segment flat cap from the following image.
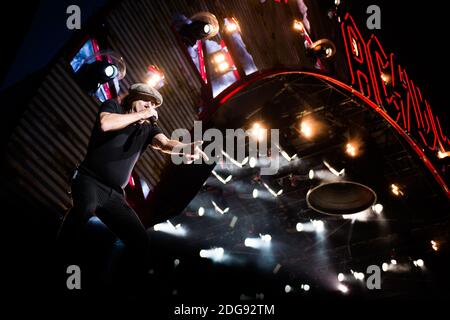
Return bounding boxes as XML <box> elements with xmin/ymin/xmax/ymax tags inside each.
<box><xmin>128</xmin><ymin>83</ymin><xmax>163</xmax><ymax>107</ymax></box>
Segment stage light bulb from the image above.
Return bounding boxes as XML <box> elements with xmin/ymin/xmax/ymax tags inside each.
<box><xmin>104</xmin><ymin>65</ymin><xmax>117</xmax><ymax>78</ymax></box>
<box><xmin>250</xmin><ymin>122</ymin><xmax>266</xmax><ymax>141</ymax></box>
<box><xmin>226</xmin><ymin>22</ymin><xmax>238</xmax><ymax>33</ymax></box>
<box><xmin>337</xmin><ymin>284</ymin><xmax>349</xmax><ymax>294</ymax></box>
<box><xmin>346</xmin><ymin>143</ymin><xmax>357</xmax><ymax>157</ymax></box>
<box><xmin>213</xmin><ymin>53</ymin><xmax>226</xmax><ymax>64</ymax></box>
<box><xmin>218</xmin><ymin>62</ymin><xmax>229</xmax><ymax>72</ymax></box>
<box><xmin>293</xmin><ymin>20</ymin><xmax>304</xmax><ymax>32</ymax></box>
<box><xmin>300</xmin><ymin>121</ymin><xmax>313</xmax><ymax>138</ymax></box>
<box><xmin>372</xmin><ymin>203</ymin><xmax>383</xmax><ymax>214</ymax></box>
<box><xmin>390</xmin><ymin>184</ymin><xmax>403</xmax><ymax>196</ymax></box>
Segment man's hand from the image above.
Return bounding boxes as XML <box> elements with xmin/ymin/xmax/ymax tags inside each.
<box><xmin>137</xmin><ymin>107</ymin><xmax>158</xmax><ymax>124</ymax></box>
<box><xmin>151</xmin><ymin>136</ymin><xmax>209</xmax><ymax>162</ymax></box>
<box><xmin>185</xmin><ymin>141</ymin><xmax>209</xmax><ymax>163</ymax></box>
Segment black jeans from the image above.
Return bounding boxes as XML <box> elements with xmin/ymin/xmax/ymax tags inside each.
<box><xmin>57</xmin><ymin>172</ymin><xmax>151</xmax><ymax>284</ymax></box>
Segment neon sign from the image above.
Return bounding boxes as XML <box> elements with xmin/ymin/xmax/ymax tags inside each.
<box><xmin>341</xmin><ymin>13</ymin><xmax>449</xmax><ymax>154</ymax></box>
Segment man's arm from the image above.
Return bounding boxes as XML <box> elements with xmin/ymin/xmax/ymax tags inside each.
<box><xmin>100</xmin><ymin>108</ymin><xmax>156</xmax><ymax>132</ymax></box>
<box><xmin>151</xmin><ymin>133</ymin><xmax>209</xmax><ymax>161</ymax></box>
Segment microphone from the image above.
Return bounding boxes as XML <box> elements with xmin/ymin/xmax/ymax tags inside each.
<box><xmin>149</xmin><ymin>115</ymin><xmax>158</xmax><ymax>127</ymax></box>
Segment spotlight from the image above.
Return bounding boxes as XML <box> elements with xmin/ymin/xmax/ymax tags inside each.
<box><xmin>437</xmin><ymin>150</ymin><xmax>450</xmax><ymax>159</ymax></box>
<box><xmin>337</xmin><ymin>284</ymin><xmax>349</xmax><ymax>294</ymax></box>
<box><xmin>431</xmin><ymin>240</ymin><xmax>439</xmax><ymax>251</ymax></box>
<box><xmin>74</xmin><ymin>50</ymin><xmax>126</xmax><ymax>95</ymax></box>
<box><xmin>203</xmin><ymin>23</ymin><xmax>211</xmax><ymax>34</ymax></box>
<box><xmin>252</xmin><ymin>189</ymin><xmax>259</xmax><ymax>198</ymax></box>
<box><xmin>249</xmin><ymin>122</ymin><xmax>266</xmax><ymax>141</ymax></box>
<box><xmin>179</xmin><ymin>12</ymin><xmax>219</xmax><ymax>46</ymax></box>
<box><xmin>153</xmin><ymin>221</ymin><xmax>187</xmax><ymax>236</ymax></box>
<box><xmin>306</xmin><ymin>39</ymin><xmax>336</xmax><ymax>60</ymax></box>
<box><xmin>244</xmin><ymin>234</ymin><xmax>272</xmax><ymax>249</ymax></box>
<box><xmin>104</xmin><ymin>64</ymin><xmax>118</xmax><ymax>78</ymax></box>
<box><xmin>225</xmin><ymin>17</ymin><xmax>240</xmax><ymax>33</ymax></box>
<box><xmin>213</xmin><ymin>52</ymin><xmax>226</xmax><ymax>64</ymax></box>
<box><xmin>308</xmin><ymin>169</ymin><xmax>314</xmax><ymax>180</ymax></box>
<box><xmin>198</xmin><ymin>207</ymin><xmax>205</xmax><ymax>216</ymax></box>
<box><xmin>146</xmin><ymin>65</ymin><xmax>165</xmax><ymax>89</ymax></box>
<box><xmin>342</xmin><ymin>209</ymin><xmax>371</xmax><ymax>221</ymax></box>
<box><xmin>380</xmin><ymin>72</ymin><xmax>391</xmax><ymax>85</ymax></box>
<box><xmin>338</xmin><ymin>273</ymin><xmax>345</xmax><ymax>282</ymax></box>
<box><xmin>372</xmin><ymin>203</ymin><xmax>383</xmax><ymax>214</ymax></box>
<box><xmin>285</xmin><ymin>285</ymin><xmax>292</xmax><ymax>293</ymax></box>
<box><xmin>355</xmin><ymin>272</ymin><xmax>364</xmax><ymax>280</ymax></box>
<box><xmin>302</xmin><ymin>284</ymin><xmax>310</xmax><ymax>291</ymax></box>
<box><xmin>300</xmin><ymin>120</ymin><xmax>313</xmax><ymax>138</ymax></box>
<box><xmin>244</xmin><ymin>238</ymin><xmax>257</xmax><ymax>248</ymax></box>
<box><xmin>345</xmin><ymin>142</ymin><xmax>358</xmax><ymax>157</ymax></box>
<box><xmin>391</xmin><ymin>259</ymin><xmax>397</xmax><ymax>265</ymax></box>
<box><xmin>75</xmin><ymin>60</ymin><xmax>119</xmax><ymax>94</ymax></box>
<box><xmin>296</xmin><ymin>222</ymin><xmax>304</xmax><ymax>232</ymax></box>
<box><xmin>174</xmin><ymin>259</ymin><xmax>180</xmax><ymax>267</ymax></box>
<box><xmin>249</xmin><ymin>157</ymin><xmax>257</xmax><ymax>168</ymax></box>
<box><xmin>293</xmin><ymin>19</ymin><xmax>305</xmax><ymax>33</ymax></box>
<box><xmin>413</xmin><ymin>259</ymin><xmax>424</xmax><ymax>267</ymax></box>
<box><xmin>199</xmin><ymin>247</ymin><xmax>225</xmax><ymax>262</ymax></box>
<box><xmin>390</xmin><ymin>184</ymin><xmax>404</xmax><ymax>196</ymax></box>
<box><xmin>312</xmin><ymin>220</ymin><xmax>324</xmax><ymax>233</ymax></box>
<box><xmin>382</xmin><ymin>263</ymin><xmax>388</xmax><ymax>272</ymax></box>
<box><xmin>217</xmin><ymin>61</ymin><xmax>230</xmax><ymax>73</ymax></box>
<box><xmin>211</xmin><ymin>50</ymin><xmax>234</xmax><ymax>75</ymax></box>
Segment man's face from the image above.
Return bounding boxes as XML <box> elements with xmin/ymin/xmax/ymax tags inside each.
<box><xmin>132</xmin><ymin>99</ymin><xmax>156</xmax><ymax>113</ymax></box>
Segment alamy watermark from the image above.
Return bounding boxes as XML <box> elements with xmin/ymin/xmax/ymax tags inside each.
<box><xmin>66</xmin><ymin>264</ymin><xmax>81</xmax><ymax>290</ymax></box>
<box><xmin>66</xmin><ymin>5</ymin><xmax>81</xmax><ymax>30</ymax></box>
<box><xmin>170</xmin><ymin>121</ymin><xmax>282</xmax><ymax>175</ymax></box>
<box><xmin>366</xmin><ymin>5</ymin><xmax>381</xmax><ymax>30</ymax></box>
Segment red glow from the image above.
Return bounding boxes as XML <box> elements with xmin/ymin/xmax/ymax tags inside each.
<box><xmin>197</xmin><ymin>40</ymin><xmax>208</xmax><ymax>84</ymax></box>
<box><xmin>129</xmin><ymin>176</ymin><xmax>135</xmax><ymax>187</ymax></box>
<box><xmin>341</xmin><ymin>13</ymin><xmax>449</xmax><ymax>154</ymax></box>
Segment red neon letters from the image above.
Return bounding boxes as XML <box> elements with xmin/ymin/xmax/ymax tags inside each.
<box><xmin>341</xmin><ymin>13</ymin><xmax>449</xmax><ymax>152</ymax></box>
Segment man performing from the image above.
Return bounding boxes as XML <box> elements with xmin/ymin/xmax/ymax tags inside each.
<box><xmin>57</xmin><ymin>83</ymin><xmax>206</xmax><ymax>288</ymax></box>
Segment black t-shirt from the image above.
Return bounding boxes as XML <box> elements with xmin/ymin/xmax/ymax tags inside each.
<box><xmin>79</xmin><ymin>99</ymin><xmax>163</xmax><ymax>190</ymax></box>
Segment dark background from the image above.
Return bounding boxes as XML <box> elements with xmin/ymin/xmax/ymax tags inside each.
<box><xmin>1</xmin><ymin>0</ymin><xmax>448</xmax><ymax>313</ymax></box>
